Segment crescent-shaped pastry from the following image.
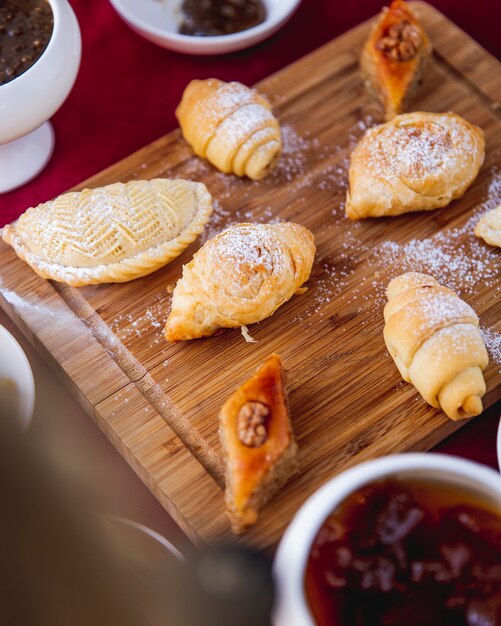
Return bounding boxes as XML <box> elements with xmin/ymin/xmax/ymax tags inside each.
<box><xmin>164</xmin><ymin>222</ymin><xmax>315</xmax><ymax>341</ymax></box>
<box><xmin>384</xmin><ymin>272</ymin><xmax>488</xmax><ymax>420</ymax></box>
<box><xmin>474</xmin><ymin>205</ymin><xmax>501</xmax><ymax>248</ymax></box>
<box><xmin>345</xmin><ymin>112</ymin><xmax>485</xmax><ymax>220</ymax></box>
<box><xmin>2</xmin><ymin>179</ymin><xmax>213</xmax><ymax>287</ymax></box>
<box><xmin>176</xmin><ymin>78</ymin><xmax>282</xmax><ymax>180</ymax></box>
<box><xmin>220</xmin><ymin>353</ymin><xmax>298</xmax><ymax>534</ymax></box>
<box><xmin>361</xmin><ymin>0</ymin><xmax>432</xmax><ymax>120</ymax></box>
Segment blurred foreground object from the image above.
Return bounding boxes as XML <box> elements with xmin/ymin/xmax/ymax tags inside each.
<box><xmin>0</xmin><ymin>406</ymin><xmax>274</xmax><ymax>625</ymax></box>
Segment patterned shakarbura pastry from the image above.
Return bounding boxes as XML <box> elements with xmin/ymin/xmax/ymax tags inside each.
<box><xmin>2</xmin><ymin>179</ymin><xmax>213</xmax><ymax>286</ymax></box>
<box><xmin>475</xmin><ymin>205</ymin><xmax>501</xmax><ymax>248</ymax></box>
<box><xmin>164</xmin><ymin>222</ymin><xmax>315</xmax><ymax>341</ymax></box>
<box><xmin>219</xmin><ymin>353</ymin><xmax>298</xmax><ymax>533</ymax></box>
<box><xmin>361</xmin><ymin>0</ymin><xmax>432</xmax><ymax>120</ymax></box>
<box><xmin>176</xmin><ymin>78</ymin><xmax>282</xmax><ymax>180</ymax></box>
<box><xmin>384</xmin><ymin>272</ymin><xmax>488</xmax><ymax>420</ymax></box>
<box><xmin>345</xmin><ymin>112</ymin><xmax>485</xmax><ymax>220</ymax></box>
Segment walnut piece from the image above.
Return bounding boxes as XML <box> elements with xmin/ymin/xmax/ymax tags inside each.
<box><xmin>377</xmin><ymin>20</ymin><xmax>423</xmax><ymax>62</ymax></box>
<box><xmin>237</xmin><ymin>401</ymin><xmax>269</xmax><ymax>447</ymax></box>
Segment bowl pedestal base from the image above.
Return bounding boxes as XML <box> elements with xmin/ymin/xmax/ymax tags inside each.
<box><xmin>0</xmin><ymin>122</ymin><xmax>55</xmax><ymax>194</ymax></box>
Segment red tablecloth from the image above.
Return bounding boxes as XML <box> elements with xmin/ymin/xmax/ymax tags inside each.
<box><xmin>0</xmin><ymin>0</ymin><xmax>499</xmax><ymax>468</ymax></box>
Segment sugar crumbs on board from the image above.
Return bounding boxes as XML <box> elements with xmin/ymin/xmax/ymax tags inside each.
<box><xmin>481</xmin><ymin>327</ymin><xmax>501</xmax><ymax>373</ymax></box>
<box><xmin>375</xmin><ymin>223</ymin><xmax>500</xmax><ymax>296</ymax></box>
<box><xmin>109</xmin><ymin>292</ymin><xmax>167</xmax><ymax>345</ymax></box>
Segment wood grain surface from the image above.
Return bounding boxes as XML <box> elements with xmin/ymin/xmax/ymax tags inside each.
<box><xmin>0</xmin><ymin>2</ymin><xmax>499</xmax><ymax>547</ymax></box>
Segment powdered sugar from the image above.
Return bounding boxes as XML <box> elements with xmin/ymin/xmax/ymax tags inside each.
<box><xmin>110</xmin><ymin>292</ymin><xmax>167</xmax><ymax>343</ymax></box>
<box><xmin>376</xmin><ymin>224</ymin><xmax>500</xmax><ymax>296</ymax></box>
<box><xmin>367</xmin><ymin>115</ymin><xmax>481</xmax><ymax>184</ymax></box>
<box><xmin>481</xmin><ymin>327</ymin><xmax>501</xmax><ymax>373</ymax></box>
<box><xmin>417</xmin><ymin>294</ymin><xmax>475</xmax><ymax>330</ymax></box>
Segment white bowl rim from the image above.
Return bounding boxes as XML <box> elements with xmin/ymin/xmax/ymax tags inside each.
<box><xmin>0</xmin><ymin>0</ymin><xmax>61</xmax><ymax>92</ymax></box>
<box><xmin>108</xmin><ymin>0</ymin><xmax>302</xmax><ymax>48</ymax></box>
<box><xmin>273</xmin><ymin>452</ymin><xmax>501</xmax><ymax>626</ymax></box>
<box><xmin>0</xmin><ymin>324</ymin><xmax>35</xmax><ymax>430</ymax></box>
<box><xmin>104</xmin><ymin>514</ymin><xmax>186</xmax><ymax>562</ymax></box>
<box><xmin>497</xmin><ymin>417</ymin><xmax>501</xmax><ymax>471</ymax></box>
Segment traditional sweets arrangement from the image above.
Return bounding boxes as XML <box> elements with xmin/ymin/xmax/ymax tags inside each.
<box><xmin>345</xmin><ymin>112</ymin><xmax>485</xmax><ymax>219</ymax></box>
<box><xmin>2</xmin><ymin>179</ymin><xmax>213</xmax><ymax>286</ymax></box>
<box><xmin>219</xmin><ymin>353</ymin><xmax>298</xmax><ymax>533</ymax></box>
<box><xmin>164</xmin><ymin>222</ymin><xmax>315</xmax><ymax>341</ymax></box>
<box><xmin>176</xmin><ymin>78</ymin><xmax>282</xmax><ymax>180</ymax></box>
<box><xmin>361</xmin><ymin>0</ymin><xmax>432</xmax><ymax>120</ymax></box>
<box><xmin>384</xmin><ymin>272</ymin><xmax>488</xmax><ymax>420</ymax></box>
<box><xmin>1</xmin><ymin>0</ymin><xmax>499</xmax><ymax>536</ymax></box>
<box><xmin>475</xmin><ymin>205</ymin><xmax>501</xmax><ymax>248</ymax></box>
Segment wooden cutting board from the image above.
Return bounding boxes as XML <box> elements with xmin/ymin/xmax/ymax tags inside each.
<box><xmin>1</xmin><ymin>2</ymin><xmax>500</xmax><ymax>547</ymax></box>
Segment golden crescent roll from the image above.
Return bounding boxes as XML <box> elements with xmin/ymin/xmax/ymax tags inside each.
<box><xmin>346</xmin><ymin>112</ymin><xmax>485</xmax><ymax>220</ymax></box>
<box><xmin>474</xmin><ymin>205</ymin><xmax>501</xmax><ymax>248</ymax></box>
<box><xmin>176</xmin><ymin>78</ymin><xmax>282</xmax><ymax>180</ymax></box>
<box><xmin>2</xmin><ymin>179</ymin><xmax>213</xmax><ymax>286</ymax></box>
<box><xmin>164</xmin><ymin>222</ymin><xmax>315</xmax><ymax>341</ymax></box>
<box><xmin>384</xmin><ymin>272</ymin><xmax>488</xmax><ymax>420</ymax></box>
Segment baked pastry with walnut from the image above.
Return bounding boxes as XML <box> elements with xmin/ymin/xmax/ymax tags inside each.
<box><xmin>361</xmin><ymin>0</ymin><xmax>432</xmax><ymax>120</ymax></box>
<box><xmin>384</xmin><ymin>272</ymin><xmax>488</xmax><ymax>420</ymax></box>
<box><xmin>474</xmin><ymin>205</ymin><xmax>501</xmax><ymax>248</ymax></box>
<box><xmin>164</xmin><ymin>222</ymin><xmax>315</xmax><ymax>341</ymax></box>
<box><xmin>176</xmin><ymin>78</ymin><xmax>282</xmax><ymax>180</ymax></box>
<box><xmin>345</xmin><ymin>112</ymin><xmax>485</xmax><ymax>219</ymax></box>
<box><xmin>219</xmin><ymin>353</ymin><xmax>298</xmax><ymax>533</ymax></box>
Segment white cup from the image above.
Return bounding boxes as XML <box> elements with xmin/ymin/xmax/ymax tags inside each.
<box><xmin>273</xmin><ymin>453</ymin><xmax>501</xmax><ymax>626</ymax></box>
<box><xmin>0</xmin><ymin>0</ymin><xmax>81</xmax><ymax>193</ymax></box>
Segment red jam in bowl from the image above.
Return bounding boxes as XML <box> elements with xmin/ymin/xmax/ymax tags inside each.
<box><xmin>305</xmin><ymin>478</ymin><xmax>501</xmax><ymax>626</ymax></box>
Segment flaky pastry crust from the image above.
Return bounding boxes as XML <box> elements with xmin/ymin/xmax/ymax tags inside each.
<box><xmin>474</xmin><ymin>205</ymin><xmax>501</xmax><ymax>248</ymax></box>
<box><xmin>2</xmin><ymin>179</ymin><xmax>213</xmax><ymax>286</ymax></box>
<box><xmin>384</xmin><ymin>272</ymin><xmax>488</xmax><ymax>420</ymax></box>
<box><xmin>346</xmin><ymin>112</ymin><xmax>485</xmax><ymax>220</ymax></box>
<box><xmin>176</xmin><ymin>78</ymin><xmax>282</xmax><ymax>180</ymax></box>
<box><xmin>164</xmin><ymin>222</ymin><xmax>315</xmax><ymax>341</ymax></box>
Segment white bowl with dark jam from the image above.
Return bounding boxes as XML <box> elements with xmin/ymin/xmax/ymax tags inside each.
<box><xmin>273</xmin><ymin>454</ymin><xmax>501</xmax><ymax>626</ymax></box>
<box><xmin>0</xmin><ymin>0</ymin><xmax>81</xmax><ymax>193</ymax></box>
<box><xmin>108</xmin><ymin>0</ymin><xmax>302</xmax><ymax>55</ymax></box>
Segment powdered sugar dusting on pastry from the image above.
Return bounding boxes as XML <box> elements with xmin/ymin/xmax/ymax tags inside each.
<box><xmin>204</xmin><ymin>223</ymin><xmax>288</xmax><ymax>282</ymax></box>
<box><xmin>366</xmin><ymin>114</ymin><xmax>482</xmax><ymax>184</ymax></box>
<box><xmin>418</xmin><ymin>293</ymin><xmax>476</xmax><ymax>329</ymax></box>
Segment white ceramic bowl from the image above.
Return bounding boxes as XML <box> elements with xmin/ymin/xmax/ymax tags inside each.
<box><xmin>273</xmin><ymin>453</ymin><xmax>501</xmax><ymax>626</ymax></box>
<box><xmin>0</xmin><ymin>0</ymin><xmax>81</xmax><ymax>192</ymax></box>
<box><xmin>109</xmin><ymin>0</ymin><xmax>302</xmax><ymax>55</ymax></box>
<box><xmin>0</xmin><ymin>324</ymin><xmax>35</xmax><ymax>430</ymax></box>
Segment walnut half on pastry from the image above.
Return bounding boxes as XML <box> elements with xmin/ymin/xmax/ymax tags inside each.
<box><xmin>345</xmin><ymin>112</ymin><xmax>485</xmax><ymax>220</ymax></box>
<box><xmin>384</xmin><ymin>272</ymin><xmax>488</xmax><ymax>420</ymax></box>
<box><xmin>2</xmin><ymin>179</ymin><xmax>213</xmax><ymax>286</ymax></box>
<box><xmin>164</xmin><ymin>222</ymin><xmax>315</xmax><ymax>341</ymax></box>
<box><xmin>176</xmin><ymin>78</ymin><xmax>282</xmax><ymax>180</ymax></box>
